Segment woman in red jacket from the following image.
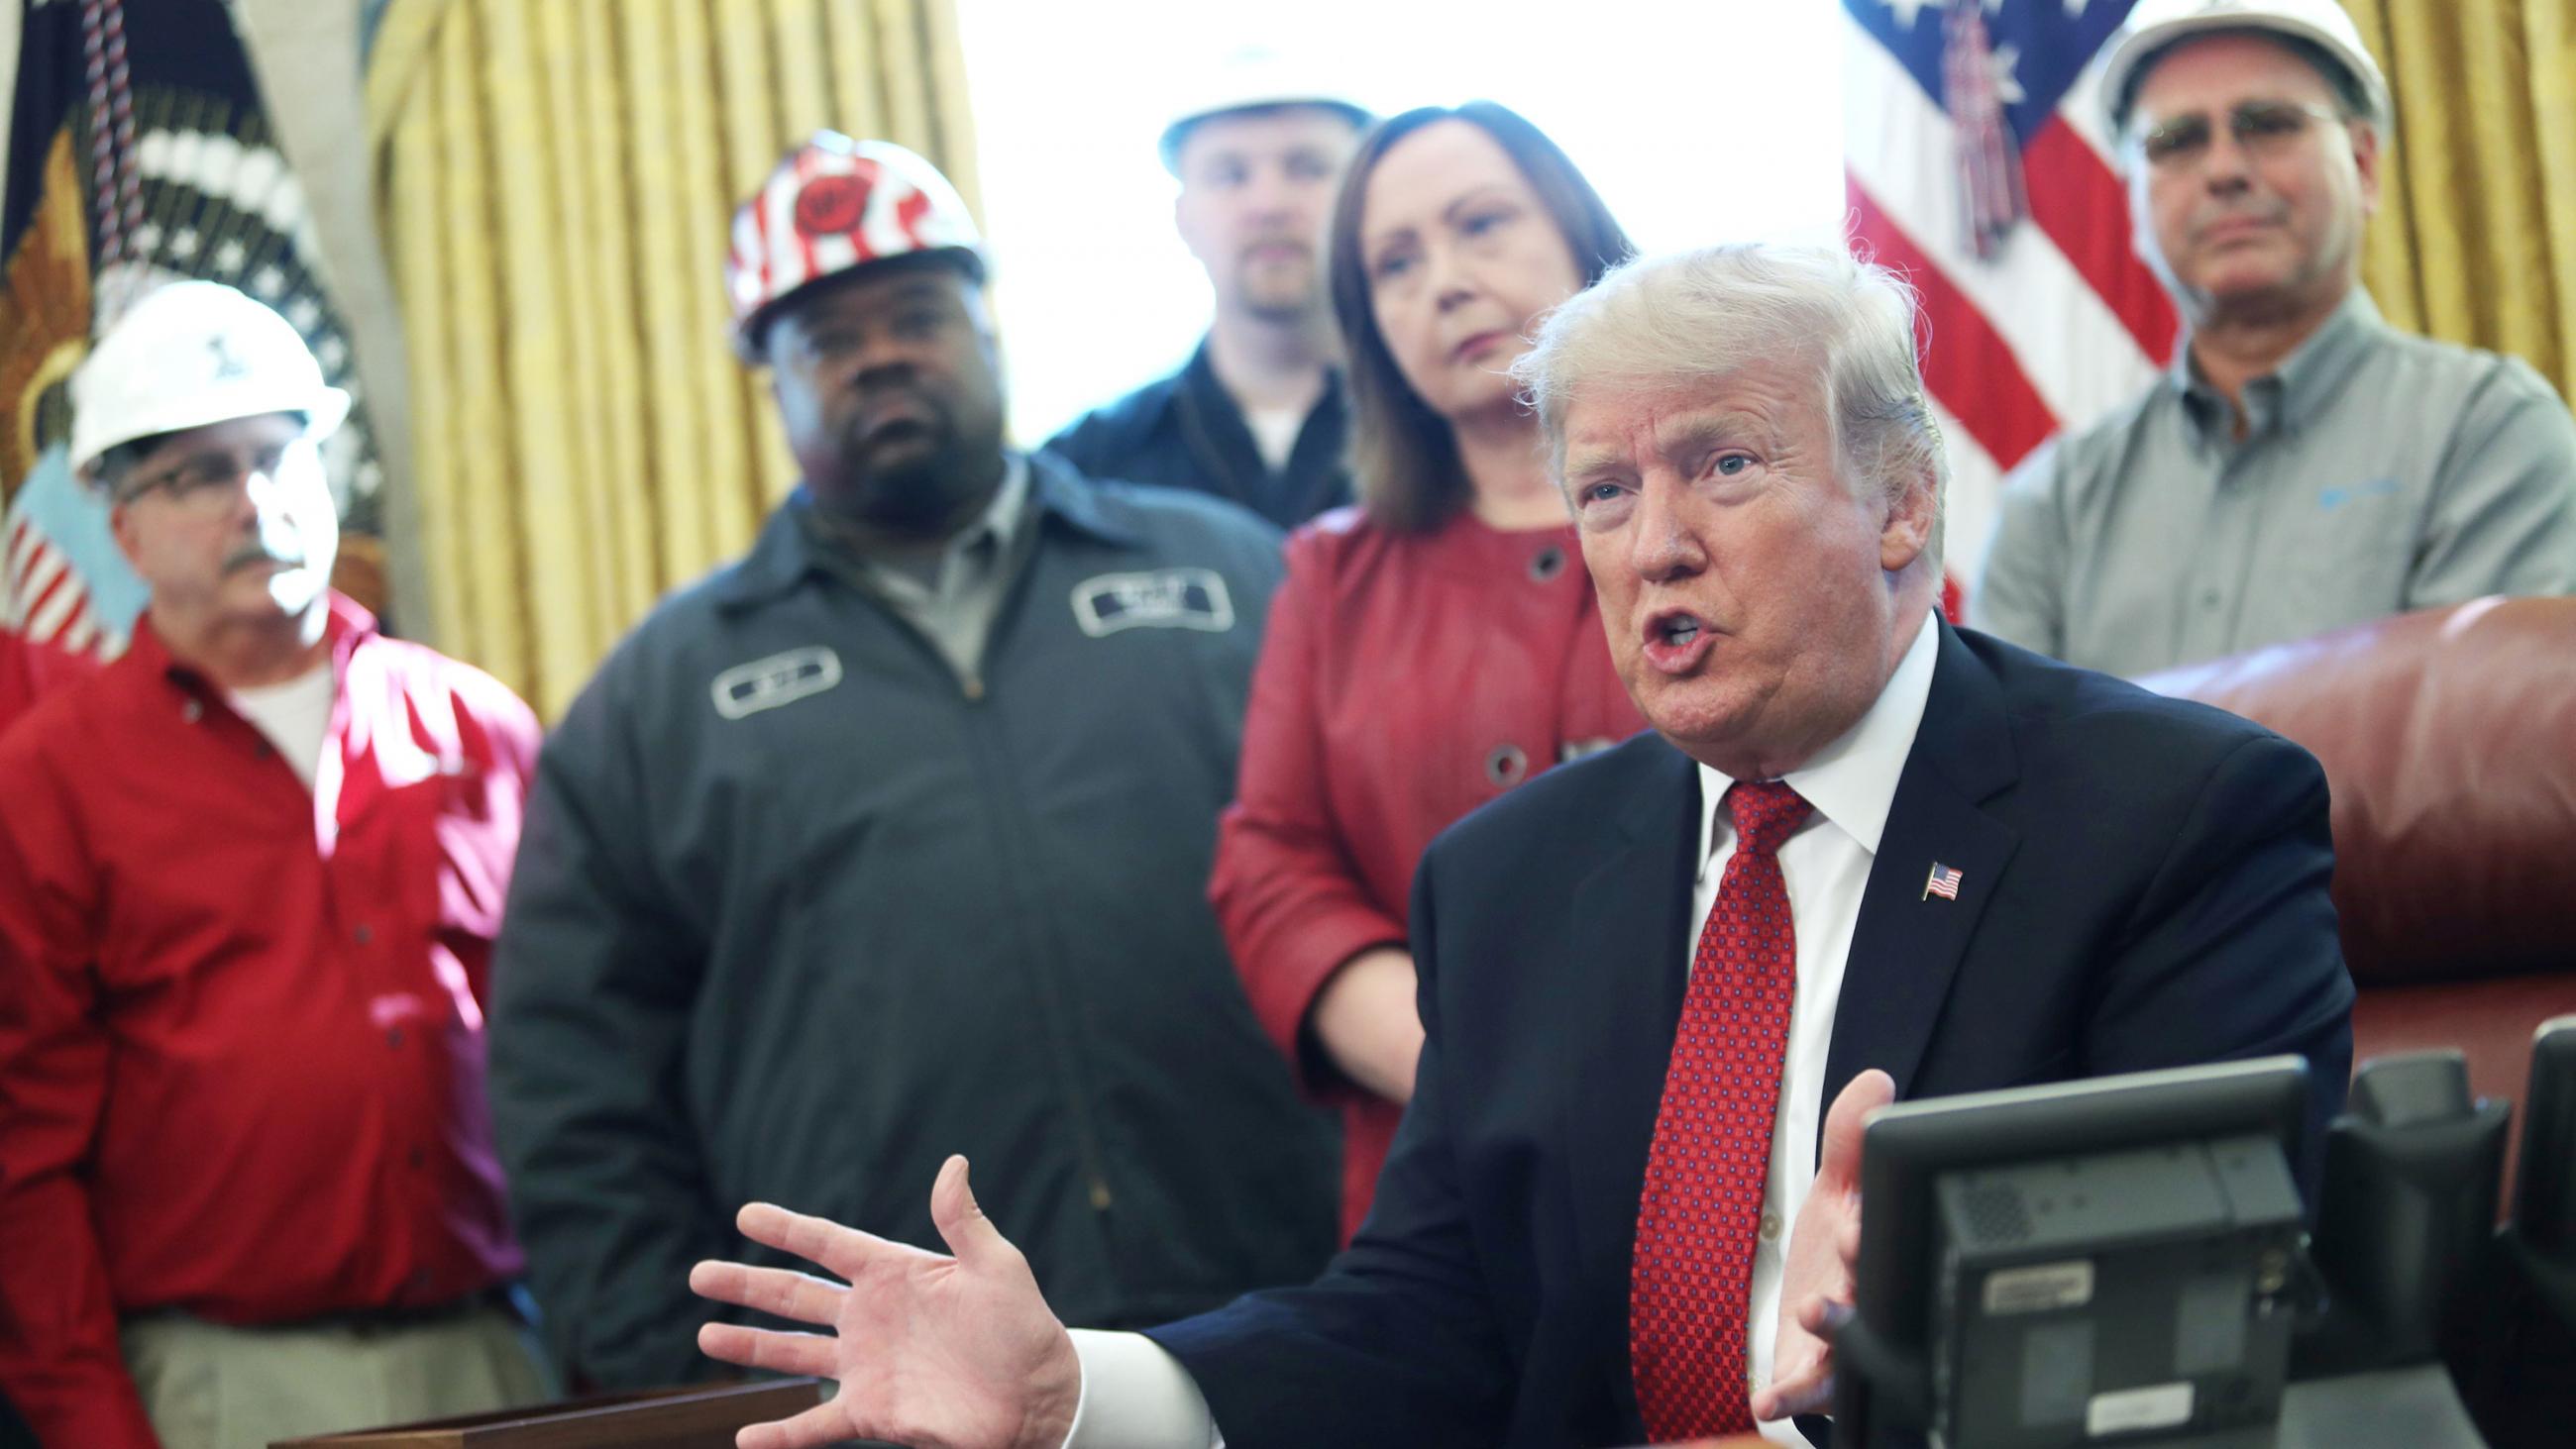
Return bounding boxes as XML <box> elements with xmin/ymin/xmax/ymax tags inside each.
<box><xmin>1211</xmin><ymin>102</ymin><xmax>1645</xmax><ymax>1239</ymax></box>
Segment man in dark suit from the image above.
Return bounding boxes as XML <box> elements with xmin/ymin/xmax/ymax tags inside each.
<box><xmin>682</xmin><ymin>243</ymin><xmax>2355</xmax><ymax>1449</ymax></box>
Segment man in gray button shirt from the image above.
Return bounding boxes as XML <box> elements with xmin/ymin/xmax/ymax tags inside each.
<box><xmin>1973</xmin><ymin>0</ymin><xmax>2576</xmax><ymax>677</ymax></box>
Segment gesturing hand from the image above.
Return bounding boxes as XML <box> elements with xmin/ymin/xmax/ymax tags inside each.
<box><xmin>1753</xmin><ymin>1068</ymin><xmax>1893</xmax><ymax>1423</ymax></box>
<box><xmin>690</xmin><ymin>1155</ymin><xmax>1082</xmax><ymax>1449</ymax></box>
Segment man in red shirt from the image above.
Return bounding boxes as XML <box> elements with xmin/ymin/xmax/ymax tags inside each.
<box><xmin>0</xmin><ymin>283</ymin><xmax>550</xmax><ymax>1448</ymax></box>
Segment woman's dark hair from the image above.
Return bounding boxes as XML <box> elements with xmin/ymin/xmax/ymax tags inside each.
<box><xmin>1326</xmin><ymin>101</ymin><xmax>1634</xmax><ymax>533</ymax></box>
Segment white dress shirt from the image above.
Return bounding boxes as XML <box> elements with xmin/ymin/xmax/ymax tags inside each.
<box><xmin>1063</xmin><ymin>610</ymin><xmax>1944</xmax><ymax>1449</ymax></box>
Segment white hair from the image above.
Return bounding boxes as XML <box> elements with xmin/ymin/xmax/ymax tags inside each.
<box><xmin>1512</xmin><ymin>242</ymin><xmax>1949</xmax><ymax>567</ymax></box>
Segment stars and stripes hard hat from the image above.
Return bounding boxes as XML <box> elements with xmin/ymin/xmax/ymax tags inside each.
<box><xmin>724</xmin><ymin>133</ymin><xmax>986</xmax><ymax>360</ymax></box>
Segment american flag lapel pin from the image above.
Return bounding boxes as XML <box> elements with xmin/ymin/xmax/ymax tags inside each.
<box><xmin>1922</xmin><ymin>861</ymin><xmax>1965</xmax><ymax>901</ymax></box>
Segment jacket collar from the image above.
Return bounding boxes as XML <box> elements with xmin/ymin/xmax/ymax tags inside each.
<box><xmin>134</xmin><ymin>590</ymin><xmax>375</xmax><ymax>696</ymax></box>
<box><xmin>1025</xmin><ymin>446</ymin><xmax>1146</xmax><ymax>548</ymax></box>
<box><xmin>1181</xmin><ymin>333</ymin><xmax>1351</xmax><ymax>437</ymax></box>
<box><xmin>1176</xmin><ymin>334</ymin><xmax>1229</xmax><ymax>426</ymax></box>
<box><xmin>712</xmin><ymin>450</ymin><xmax>1139</xmax><ymax>614</ymax></box>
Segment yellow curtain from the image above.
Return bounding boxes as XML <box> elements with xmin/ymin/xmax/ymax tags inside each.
<box><xmin>366</xmin><ymin>0</ymin><xmax>981</xmax><ymax>718</ymax></box>
<box><xmin>2348</xmin><ymin>0</ymin><xmax>2576</xmax><ymax>406</ymax></box>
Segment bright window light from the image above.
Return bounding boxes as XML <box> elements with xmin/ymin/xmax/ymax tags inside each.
<box><xmin>958</xmin><ymin>0</ymin><xmax>1849</xmax><ymax>447</ymax></box>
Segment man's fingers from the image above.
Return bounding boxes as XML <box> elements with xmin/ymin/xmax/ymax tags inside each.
<box><xmin>739</xmin><ymin>1200</ymin><xmax>903</xmax><ymax>1284</ymax></box>
<box><xmin>1796</xmin><ymin>1293</ymin><xmax>1855</xmax><ymax>1335</ymax></box>
<box><xmin>1838</xmin><ymin>1211</ymin><xmax>1863</xmax><ymax>1270</ymax></box>
<box><xmin>1797</xmin><ymin>1293</ymin><xmax>1831</xmax><ymax>1334</ymax></box>
<box><xmin>1761</xmin><ymin>1297</ymin><xmax>1857</xmax><ymax>1420</ymax></box>
<box><xmin>1755</xmin><ymin>1361</ymin><xmax>1835</xmax><ymax>1423</ymax></box>
<box><xmin>697</xmin><ymin>1321</ymin><xmax>839</xmax><ymax>1379</ymax></box>
<box><xmin>689</xmin><ymin>1260</ymin><xmax>847</xmax><ymax>1326</ymax></box>
<box><xmin>739</xmin><ymin>1397</ymin><xmax>861</xmax><ymax>1449</ymax></box>
<box><xmin>1751</xmin><ymin>1366</ymin><xmax>1813</xmax><ymax>1422</ymax></box>
<box><xmin>928</xmin><ymin>1154</ymin><xmax>1014</xmax><ymax>1270</ymax></box>
<box><xmin>1817</xmin><ymin>1068</ymin><xmax>1896</xmax><ymax>1190</ymax></box>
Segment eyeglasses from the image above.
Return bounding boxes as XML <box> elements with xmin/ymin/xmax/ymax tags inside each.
<box><xmin>2133</xmin><ymin>99</ymin><xmax>2347</xmax><ymax>171</ymax></box>
<box><xmin>114</xmin><ymin>440</ymin><xmax>307</xmax><ymax>512</ymax></box>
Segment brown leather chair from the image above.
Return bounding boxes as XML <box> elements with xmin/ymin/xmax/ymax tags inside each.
<box><xmin>2142</xmin><ymin>597</ymin><xmax>2576</xmax><ymax>1190</ymax></box>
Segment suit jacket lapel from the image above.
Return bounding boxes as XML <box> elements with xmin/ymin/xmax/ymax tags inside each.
<box><xmin>1823</xmin><ymin>623</ymin><xmax>2022</xmax><ymax>1118</ymax></box>
<box><xmin>1561</xmin><ymin>737</ymin><xmax>1700</xmax><ymax>1434</ymax></box>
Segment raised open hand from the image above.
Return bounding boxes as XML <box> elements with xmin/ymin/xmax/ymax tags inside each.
<box><xmin>1754</xmin><ymin>1068</ymin><xmax>1893</xmax><ymax>1423</ymax></box>
<box><xmin>690</xmin><ymin>1156</ymin><xmax>1082</xmax><ymax>1449</ymax></box>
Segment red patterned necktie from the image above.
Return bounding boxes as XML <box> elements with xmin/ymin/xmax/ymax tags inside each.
<box><xmin>1629</xmin><ymin>778</ymin><xmax>1812</xmax><ymax>1441</ymax></box>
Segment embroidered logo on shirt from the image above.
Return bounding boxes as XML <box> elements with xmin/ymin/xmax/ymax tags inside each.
<box><xmin>2318</xmin><ymin>477</ymin><xmax>2399</xmax><ymax>510</ymax></box>
<box><xmin>711</xmin><ymin>646</ymin><xmax>844</xmax><ymax>720</ymax></box>
<box><xmin>1070</xmin><ymin>569</ymin><xmax>1234</xmax><ymax>638</ymax></box>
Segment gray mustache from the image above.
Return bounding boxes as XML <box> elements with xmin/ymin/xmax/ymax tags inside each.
<box><xmin>222</xmin><ymin>544</ymin><xmax>299</xmax><ymax>572</ymax></box>
<box><xmin>2195</xmin><ymin>203</ymin><xmax>2290</xmax><ymax>234</ymax></box>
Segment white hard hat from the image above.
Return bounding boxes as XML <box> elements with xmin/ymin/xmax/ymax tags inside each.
<box><xmin>2098</xmin><ymin>0</ymin><xmax>2391</xmax><ymax>136</ymax></box>
<box><xmin>726</xmin><ymin>133</ymin><xmax>987</xmax><ymax>360</ymax></box>
<box><xmin>68</xmin><ymin>280</ymin><xmax>350</xmax><ymax>480</ymax></box>
<box><xmin>1158</xmin><ymin>50</ymin><xmax>1371</xmax><ymax>175</ymax></box>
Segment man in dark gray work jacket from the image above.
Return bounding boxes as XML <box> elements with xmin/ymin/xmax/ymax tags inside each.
<box><xmin>486</xmin><ymin>133</ymin><xmax>1337</xmax><ymax>1392</ymax></box>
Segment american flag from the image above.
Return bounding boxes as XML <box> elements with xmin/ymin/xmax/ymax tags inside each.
<box><xmin>1924</xmin><ymin>861</ymin><xmax>1966</xmax><ymax>900</ymax></box>
<box><xmin>3</xmin><ymin>513</ymin><xmax>110</xmax><ymax>661</ymax></box>
<box><xmin>1843</xmin><ymin>0</ymin><xmax>2181</xmax><ymax>604</ymax></box>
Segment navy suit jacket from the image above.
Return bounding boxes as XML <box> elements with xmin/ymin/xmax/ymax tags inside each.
<box><xmin>1146</xmin><ymin>623</ymin><xmax>2355</xmax><ymax>1449</ymax></box>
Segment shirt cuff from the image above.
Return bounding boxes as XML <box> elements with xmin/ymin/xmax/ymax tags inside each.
<box><xmin>1062</xmin><ymin>1328</ymin><xmax>1223</xmax><ymax>1449</ymax></box>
